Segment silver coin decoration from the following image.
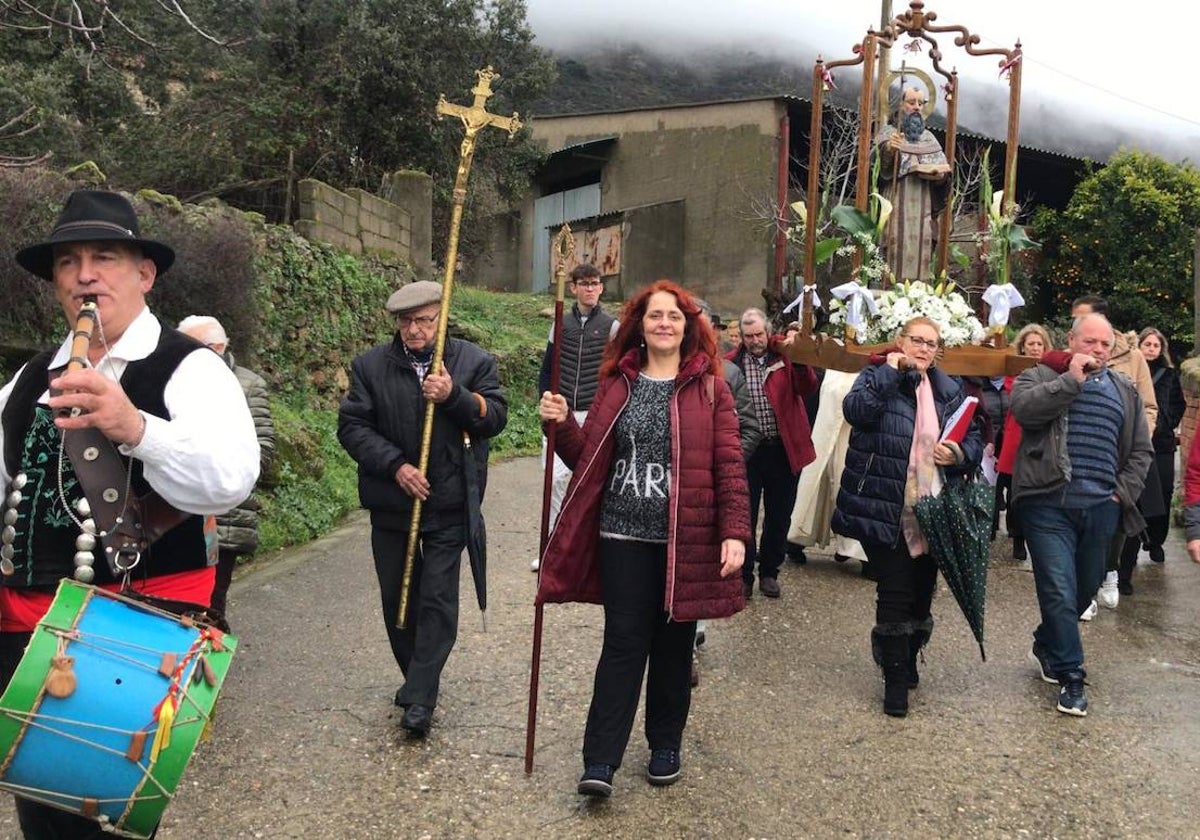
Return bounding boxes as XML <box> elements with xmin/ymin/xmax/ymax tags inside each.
<box><xmin>3</xmin><ymin>509</ymin><xmax>15</xmax><ymax>526</ymax></box>
<box><xmin>73</xmin><ymin>565</ymin><xmax>95</xmax><ymax>583</ymax></box>
<box><xmin>6</xmin><ymin>491</ymin><xmax>20</xmax><ymax>509</ymax></box>
<box><xmin>102</xmin><ymin>488</ymin><xmax>119</xmax><ymax>503</ymax></box>
<box><xmin>0</xmin><ymin>558</ymin><xmax>12</xmax><ymax>576</ymax></box>
<box><xmin>0</xmin><ymin>544</ymin><xmax>12</xmax><ymax>562</ymax></box>
<box><xmin>75</xmin><ymin>532</ymin><xmax>96</xmax><ymax>551</ymax></box>
<box><xmin>11</xmin><ymin>473</ymin><xmax>27</xmax><ymax>491</ymax></box>
<box><xmin>80</xmin><ymin>518</ymin><xmax>96</xmax><ymax>535</ymax></box>
<box><xmin>1</xmin><ymin>525</ymin><xmax>13</xmax><ymax>544</ymax></box>
<box><xmin>73</xmin><ymin>551</ymin><xmax>95</xmax><ymax>568</ymax></box>
<box><xmin>76</xmin><ymin>498</ymin><xmax>91</xmax><ymax>518</ymax></box>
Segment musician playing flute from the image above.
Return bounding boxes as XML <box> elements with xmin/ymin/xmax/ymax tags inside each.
<box><xmin>0</xmin><ymin>189</ymin><xmax>259</xmax><ymax>837</ymax></box>
<box><xmin>337</xmin><ymin>280</ymin><xmax>506</xmax><ymax>737</ymax></box>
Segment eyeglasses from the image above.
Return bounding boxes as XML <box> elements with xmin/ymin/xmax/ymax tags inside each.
<box><xmin>572</xmin><ymin>280</ymin><xmax>602</xmax><ymax>288</ymax></box>
<box><xmin>902</xmin><ymin>334</ymin><xmax>940</xmax><ymax>350</ymax></box>
<box><xmin>398</xmin><ymin>314</ymin><xmax>438</xmax><ymax>329</ymax></box>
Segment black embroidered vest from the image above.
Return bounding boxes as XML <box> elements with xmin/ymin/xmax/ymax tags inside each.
<box><xmin>1</xmin><ymin>325</ymin><xmax>211</xmax><ymax>589</ymax></box>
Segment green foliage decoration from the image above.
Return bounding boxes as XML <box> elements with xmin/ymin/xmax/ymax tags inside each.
<box><xmin>1031</xmin><ymin>149</ymin><xmax>1200</xmax><ymax>346</ymax></box>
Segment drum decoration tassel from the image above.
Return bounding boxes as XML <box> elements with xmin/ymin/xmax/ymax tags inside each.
<box><xmin>149</xmin><ymin>695</ymin><xmax>175</xmax><ymax>763</ymax></box>
<box><xmin>45</xmin><ymin>638</ymin><xmax>76</xmax><ymax>699</ymax></box>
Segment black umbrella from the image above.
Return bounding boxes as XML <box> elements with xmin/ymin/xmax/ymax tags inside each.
<box><xmin>914</xmin><ymin>477</ymin><xmax>994</xmax><ymax>661</ymax></box>
<box><xmin>462</xmin><ymin>431</ymin><xmax>488</xmax><ymax>628</ymax></box>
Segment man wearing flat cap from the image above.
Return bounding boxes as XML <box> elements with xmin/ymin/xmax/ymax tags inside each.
<box><xmin>338</xmin><ymin>280</ymin><xmax>507</xmax><ymax>737</ymax></box>
<box><xmin>0</xmin><ymin>189</ymin><xmax>260</xmax><ymax>836</ymax></box>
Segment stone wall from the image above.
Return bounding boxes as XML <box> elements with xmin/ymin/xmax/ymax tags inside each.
<box><xmin>295</xmin><ymin>174</ymin><xmax>433</xmax><ymax>278</ymax></box>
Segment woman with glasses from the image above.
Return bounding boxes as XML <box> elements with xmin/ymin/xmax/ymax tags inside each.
<box><xmin>832</xmin><ymin>316</ymin><xmax>983</xmax><ymax>717</ymax></box>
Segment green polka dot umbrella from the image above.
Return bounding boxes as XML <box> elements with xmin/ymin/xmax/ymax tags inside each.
<box><xmin>914</xmin><ymin>478</ymin><xmax>995</xmax><ymax>661</ymax></box>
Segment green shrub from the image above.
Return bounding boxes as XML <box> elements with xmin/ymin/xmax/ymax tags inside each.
<box><xmin>256</xmin><ymin>401</ymin><xmax>359</xmax><ymax>554</ymax></box>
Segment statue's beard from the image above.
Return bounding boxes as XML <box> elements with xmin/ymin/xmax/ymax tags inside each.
<box><xmin>901</xmin><ymin>110</ymin><xmax>925</xmax><ymax>143</ymax></box>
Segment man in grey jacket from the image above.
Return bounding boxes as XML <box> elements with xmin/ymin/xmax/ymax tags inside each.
<box><xmin>179</xmin><ymin>315</ymin><xmax>275</xmax><ymax>630</ymax></box>
<box><xmin>1010</xmin><ymin>313</ymin><xmax>1152</xmax><ymax>717</ymax></box>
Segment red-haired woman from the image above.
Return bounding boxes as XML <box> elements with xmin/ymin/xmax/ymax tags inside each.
<box><xmin>537</xmin><ymin>280</ymin><xmax>750</xmax><ymax>798</ymax></box>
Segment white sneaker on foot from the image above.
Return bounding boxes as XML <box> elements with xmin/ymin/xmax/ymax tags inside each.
<box><xmin>1097</xmin><ymin>571</ymin><xmax>1119</xmax><ymax>609</ymax></box>
<box><xmin>530</xmin><ymin>558</ymin><xmax>540</xmax><ymax>572</ymax></box>
<box><xmin>1079</xmin><ymin>600</ymin><xmax>1098</xmax><ymax>621</ymax></box>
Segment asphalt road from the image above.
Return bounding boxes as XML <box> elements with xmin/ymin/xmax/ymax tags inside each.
<box><xmin>3</xmin><ymin>456</ymin><xmax>1198</xmax><ymax>838</ymax></box>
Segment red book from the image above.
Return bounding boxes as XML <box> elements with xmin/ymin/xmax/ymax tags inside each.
<box><xmin>940</xmin><ymin>396</ymin><xmax>978</xmax><ymax>445</ymax></box>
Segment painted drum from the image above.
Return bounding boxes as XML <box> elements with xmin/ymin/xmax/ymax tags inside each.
<box><xmin>0</xmin><ymin>581</ymin><xmax>237</xmax><ymax>838</ymax></box>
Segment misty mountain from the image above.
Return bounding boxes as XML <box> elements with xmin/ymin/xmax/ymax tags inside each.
<box><xmin>531</xmin><ymin>44</ymin><xmax>1196</xmax><ymax>165</ymax></box>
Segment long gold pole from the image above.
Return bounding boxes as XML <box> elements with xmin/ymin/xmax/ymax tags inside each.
<box><xmin>397</xmin><ymin>67</ymin><xmax>521</xmax><ymax>629</ymax></box>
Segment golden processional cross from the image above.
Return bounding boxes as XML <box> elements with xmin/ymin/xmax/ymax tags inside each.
<box><xmin>397</xmin><ymin>67</ymin><xmax>522</xmax><ymax>628</ymax></box>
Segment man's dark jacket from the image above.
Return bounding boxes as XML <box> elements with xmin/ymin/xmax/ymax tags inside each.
<box><xmin>338</xmin><ymin>336</ymin><xmax>507</xmax><ymax>531</ymax></box>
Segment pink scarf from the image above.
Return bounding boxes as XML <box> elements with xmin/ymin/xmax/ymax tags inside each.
<box><xmin>900</xmin><ymin>374</ymin><xmax>942</xmax><ymax>556</ymax></box>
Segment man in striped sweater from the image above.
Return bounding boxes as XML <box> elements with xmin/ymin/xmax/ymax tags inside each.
<box><xmin>1010</xmin><ymin>313</ymin><xmax>1152</xmax><ymax>717</ymax></box>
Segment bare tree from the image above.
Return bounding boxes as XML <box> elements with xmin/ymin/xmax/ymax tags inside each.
<box><xmin>0</xmin><ymin>105</ymin><xmax>51</xmax><ymax>168</ymax></box>
<box><xmin>0</xmin><ymin>1</ymin><xmax>229</xmax><ymax>47</ymax></box>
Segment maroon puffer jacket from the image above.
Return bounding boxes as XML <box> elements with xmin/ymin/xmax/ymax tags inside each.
<box><xmin>535</xmin><ymin>348</ymin><xmax>751</xmax><ymax>622</ymax></box>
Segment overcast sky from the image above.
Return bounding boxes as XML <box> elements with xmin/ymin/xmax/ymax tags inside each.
<box><xmin>525</xmin><ymin>0</ymin><xmax>1200</xmax><ymax>162</ymax></box>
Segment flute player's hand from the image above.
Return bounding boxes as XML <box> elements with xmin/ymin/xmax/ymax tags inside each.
<box><xmin>48</xmin><ymin>368</ymin><xmax>146</xmax><ymax>446</ymax></box>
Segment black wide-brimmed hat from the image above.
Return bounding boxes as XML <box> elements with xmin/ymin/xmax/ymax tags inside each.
<box><xmin>15</xmin><ymin>189</ymin><xmax>175</xmax><ymax>281</ymax></box>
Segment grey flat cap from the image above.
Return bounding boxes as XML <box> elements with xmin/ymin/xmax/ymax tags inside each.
<box><xmin>386</xmin><ymin>280</ymin><xmax>443</xmax><ymax>313</ymax></box>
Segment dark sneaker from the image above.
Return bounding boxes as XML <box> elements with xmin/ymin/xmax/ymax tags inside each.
<box><xmin>759</xmin><ymin>577</ymin><xmax>781</xmax><ymax>598</ymax></box>
<box><xmin>786</xmin><ymin>546</ymin><xmax>808</xmax><ymax>565</ymax></box>
<box><xmin>1029</xmin><ymin>644</ymin><xmax>1057</xmax><ymax>685</ymax></box>
<box><xmin>1118</xmin><ymin>580</ymin><xmax>1133</xmax><ymax>596</ymax></box>
<box><xmin>742</xmin><ymin>580</ymin><xmax>753</xmax><ymax>600</ymax></box>
<box><xmin>1056</xmin><ymin>672</ymin><xmax>1088</xmax><ymax>717</ymax></box>
<box><xmin>1149</xmin><ymin>545</ymin><xmax>1165</xmax><ymax>563</ymax></box>
<box><xmin>647</xmin><ymin>749</ymin><xmax>681</xmax><ymax>786</ymax></box>
<box><xmin>577</xmin><ymin>764</ymin><xmax>615</xmax><ymax>797</ymax></box>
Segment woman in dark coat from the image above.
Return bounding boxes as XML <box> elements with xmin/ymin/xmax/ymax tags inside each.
<box><xmin>1120</xmin><ymin>327</ymin><xmax>1186</xmax><ymax>579</ymax></box>
<box><xmin>831</xmin><ymin>316</ymin><xmax>983</xmax><ymax>717</ymax></box>
<box><xmin>537</xmin><ymin>280</ymin><xmax>750</xmax><ymax>797</ymax></box>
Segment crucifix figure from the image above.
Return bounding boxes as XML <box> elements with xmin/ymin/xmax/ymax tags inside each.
<box><xmin>437</xmin><ymin>66</ymin><xmax>522</xmax><ymax>202</ymax></box>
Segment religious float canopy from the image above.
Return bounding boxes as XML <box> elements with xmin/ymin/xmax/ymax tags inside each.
<box><xmin>783</xmin><ymin>1</ymin><xmax>1036</xmax><ymax>377</ymax></box>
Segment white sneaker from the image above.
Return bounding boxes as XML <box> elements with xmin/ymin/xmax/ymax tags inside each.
<box><xmin>1097</xmin><ymin>571</ymin><xmax>1119</xmax><ymax>609</ymax></box>
<box><xmin>530</xmin><ymin>558</ymin><xmax>540</xmax><ymax>572</ymax></box>
<box><xmin>1079</xmin><ymin>600</ymin><xmax>1098</xmax><ymax>621</ymax></box>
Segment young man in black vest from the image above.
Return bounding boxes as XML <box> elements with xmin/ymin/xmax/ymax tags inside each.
<box><xmin>0</xmin><ymin>189</ymin><xmax>260</xmax><ymax>837</ymax></box>
<box><xmin>532</xmin><ymin>263</ymin><xmax>618</xmax><ymax>570</ymax></box>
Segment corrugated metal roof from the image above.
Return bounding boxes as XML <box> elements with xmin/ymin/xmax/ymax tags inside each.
<box><xmin>535</xmin><ymin>95</ymin><xmax>1090</xmax><ymax>164</ymax></box>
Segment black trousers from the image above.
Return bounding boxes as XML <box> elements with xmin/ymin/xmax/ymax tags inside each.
<box><xmin>863</xmin><ymin>541</ymin><xmax>938</xmax><ymax>627</ymax></box>
<box><xmin>371</xmin><ymin>523</ymin><xmax>466</xmax><ymax>708</ymax></box>
<box><xmin>1142</xmin><ymin>450</ymin><xmax>1177</xmax><ymax>550</ymax></box>
<box><xmin>744</xmin><ymin>440</ymin><xmax>799</xmax><ymax>583</ymax></box>
<box><xmin>582</xmin><ymin>539</ymin><xmax>696</xmax><ymax>769</ymax></box>
<box><xmin>1</xmin><ymin>631</ymin><xmax>135</xmax><ymax>839</ymax></box>
<box><xmin>209</xmin><ymin>548</ymin><xmax>238</xmax><ymax>629</ymax></box>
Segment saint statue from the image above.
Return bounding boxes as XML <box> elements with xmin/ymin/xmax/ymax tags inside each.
<box><xmin>875</xmin><ymin>85</ymin><xmax>951</xmax><ymax>283</ymax></box>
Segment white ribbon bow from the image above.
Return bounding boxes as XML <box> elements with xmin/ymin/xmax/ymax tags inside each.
<box><xmin>831</xmin><ymin>281</ymin><xmax>878</xmax><ymax>330</ymax></box>
<box><xmin>782</xmin><ymin>284</ymin><xmax>821</xmax><ymax>315</ymax></box>
<box><xmin>982</xmin><ymin>283</ymin><xmax>1025</xmax><ymax>327</ymax></box>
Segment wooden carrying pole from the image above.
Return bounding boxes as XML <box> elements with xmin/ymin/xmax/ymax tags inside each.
<box><xmin>524</xmin><ymin>224</ymin><xmax>575</xmax><ymax>775</ymax></box>
<box><xmin>396</xmin><ymin>67</ymin><xmax>521</xmax><ymax>629</ymax></box>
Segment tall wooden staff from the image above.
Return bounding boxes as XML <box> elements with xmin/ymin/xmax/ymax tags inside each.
<box><xmin>397</xmin><ymin>67</ymin><xmax>521</xmax><ymax>629</ymax></box>
<box><xmin>524</xmin><ymin>224</ymin><xmax>575</xmax><ymax>774</ymax></box>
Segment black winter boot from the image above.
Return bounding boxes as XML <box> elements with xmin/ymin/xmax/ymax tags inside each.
<box><xmin>871</xmin><ymin>625</ymin><xmax>911</xmax><ymax>718</ymax></box>
<box><xmin>907</xmin><ymin>618</ymin><xmax>934</xmax><ymax>690</ymax></box>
